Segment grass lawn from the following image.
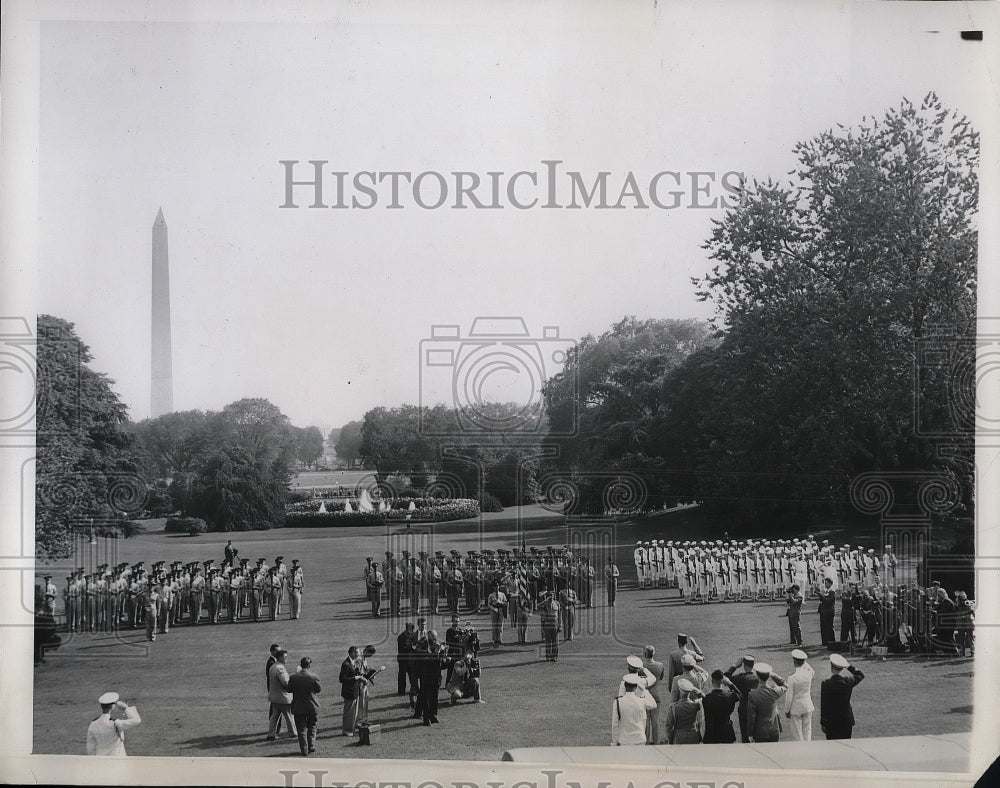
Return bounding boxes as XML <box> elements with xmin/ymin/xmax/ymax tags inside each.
<box><xmin>32</xmin><ymin>505</ymin><xmax>973</xmax><ymax>759</ymax></box>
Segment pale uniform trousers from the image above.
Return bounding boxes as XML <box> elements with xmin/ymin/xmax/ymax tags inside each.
<box><xmin>290</xmin><ymin>571</ymin><xmax>303</xmax><ymax>619</ymax></box>
<box><xmin>633</xmin><ymin>549</ymin><xmax>646</xmax><ymax>587</ymax></box>
<box><xmin>783</xmin><ymin>663</ymin><xmax>815</xmax><ymax>742</ymax></box>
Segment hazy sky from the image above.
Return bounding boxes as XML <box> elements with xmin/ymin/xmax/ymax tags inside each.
<box><xmin>33</xmin><ymin>1</ymin><xmax>994</xmax><ymax>431</ymax></box>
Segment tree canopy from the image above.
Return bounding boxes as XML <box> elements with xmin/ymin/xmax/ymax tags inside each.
<box><xmin>35</xmin><ymin>315</ymin><xmax>140</xmax><ymax>558</ymax></box>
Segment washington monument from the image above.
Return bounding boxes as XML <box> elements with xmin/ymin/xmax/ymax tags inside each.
<box><xmin>151</xmin><ymin>207</ymin><xmax>173</xmax><ymax>417</ymax></box>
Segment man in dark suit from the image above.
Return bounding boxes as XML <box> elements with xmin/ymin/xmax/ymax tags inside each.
<box><xmin>339</xmin><ymin>646</ymin><xmax>364</xmax><ymax>735</ymax></box>
<box><xmin>840</xmin><ymin>584</ymin><xmax>858</xmax><ymax>643</ymax></box>
<box><xmin>820</xmin><ymin>653</ymin><xmax>865</xmax><ymax>739</ymax></box>
<box><xmin>415</xmin><ymin>630</ymin><xmax>448</xmax><ymax>725</ymax></box>
<box><xmin>818</xmin><ymin>578</ymin><xmax>837</xmax><ymax>645</ymax></box>
<box><xmin>288</xmin><ymin>656</ymin><xmax>322</xmax><ymax>755</ymax></box>
<box><xmin>702</xmin><ymin>670</ymin><xmax>741</xmax><ymax>743</ymax></box>
<box><xmin>725</xmin><ymin>655</ymin><xmax>760</xmax><ymax>743</ymax></box>
<box><xmin>397</xmin><ymin>623</ymin><xmax>417</xmax><ymax>704</ymax></box>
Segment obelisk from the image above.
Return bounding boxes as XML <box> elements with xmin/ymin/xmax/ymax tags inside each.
<box><xmin>151</xmin><ymin>208</ymin><xmax>174</xmax><ymax>417</ymax></box>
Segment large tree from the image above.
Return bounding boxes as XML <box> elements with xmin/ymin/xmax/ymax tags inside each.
<box><xmin>35</xmin><ymin>315</ymin><xmax>141</xmax><ymax>558</ymax></box>
<box><xmin>673</xmin><ymin>93</ymin><xmax>977</xmax><ymax>522</ymax></box>
<box><xmin>293</xmin><ymin>425</ymin><xmax>325</xmax><ymax>468</ymax></box>
<box><xmin>541</xmin><ymin>316</ymin><xmax>717</xmax><ymax>511</ymax></box>
<box><xmin>333</xmin><ymin>420</ymin><xmax>362</xmax><ymax>468</ymax></box>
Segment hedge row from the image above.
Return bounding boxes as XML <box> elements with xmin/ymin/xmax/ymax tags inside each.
<box><xmin>285</xmin><ymin>511</ymin><xmax>387</xmax><ymax>528</ymax></box>
<box><xmin>284</xmin><ymin>498</ymin><xmax>482</xmax><ymax>527</ymax></box>
<box><xmin>385</xmin><ymin>499</ymin><xmax>480</xmax><ymax>522</ymax></box>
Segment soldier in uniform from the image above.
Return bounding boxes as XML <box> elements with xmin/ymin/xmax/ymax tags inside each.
<box><xmin>428</xmin><ymin>556</ymin><xmax>442</xmax><ymax>614</ymax></box>
<box><xmin>141</xmin><ymin>579</ymin><xmax>160</xmax><ymax>642</ymax></box>
<box><xmin>444</xmin><ymin>560</ymin><xmax>463</xmax><ymax>615</ymax></box>
<box><xmin>558</xmin><ymin>583</ymin><xmax>578</xmax><ymax>641</ymax></box>
<box><xmin>366</xmin><ymin>559</ymin><xmax>384</xmax><ymax>617</ymax></box>
<box><xmin>158</xmin><ymin>572</ymin><xmax>174</xmax><ymax>633</ymax></box>
<box><xmin>605</xmin><ymin>557</ymin><xmax>620</xmax><ymax>606</ymax></box>
<box><xmin>269</xmin><ymin>566</ymin><xmax>284</xmax><ymax>621</ymax></box>
<box><xmin>229</xmin><ymin>568</ymin><xmax>245</xmax><ymax>622</ymax></box>
<box><xmin>488</xmin><ymin>581</ymin><xmax>508</xmax><ymax>647</ymax></box>
<box><xmin>273</xmin><ymin>557</ymin><xmax>288</xmax><ymax>617</ymax></box>
<box><xmin>209</xmin><ymin>567</ymin><xmax>224</xmax><ymax>623</ymax></box>
<box><xmin>289</xmin><ymin>560</ymin><xmax>304</xmax><ymax>620</ymax></box>
<box><xmin>388</xmin><ymin>558</ymin><xmax>404</xmax><ymax>617</ymax></box>
<box><xmin>539</xmin><ymin>592</ymin><xmax>561</xmax><ymax>662</ymax></box>
<box><xmin>724</xmin><ymin>655</ymin><xmax>760</xmax><ymax>743</ymax></box>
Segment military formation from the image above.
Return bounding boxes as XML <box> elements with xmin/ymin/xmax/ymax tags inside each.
<box><xmin>362</xmin><ymin>545</ymin><xmax>615</xmax><ymax>623</ymax></box>
<box><xmin>631</xmin><ymin>537</ymin><xmax>898</xmax><ymax>602</ymax></box>
<box><xmin>58</xmin><ymin>544</ymin><xmax>305</xmax><ymax>639</ymax></box>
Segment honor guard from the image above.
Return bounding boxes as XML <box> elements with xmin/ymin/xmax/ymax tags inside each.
<box><xmin>366</xmin><ymin>557</ymin><xmax>384</xmax><ymax>617</ymax></box>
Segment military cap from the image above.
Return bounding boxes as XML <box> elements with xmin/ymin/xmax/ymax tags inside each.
<box><xmin>754</xmin><ymin>663</ymin><xmax>773</xmax><ymax>676</ymax></box>
<box><xmin>830</xmin><ymin>653</ymin><xmax>849</xmax><ymax>669</ymax></box>
<box><xmin>677</xmin><ymin>678</ymin><xmax>696</xmax><ymax>692</ymax></box>
<box><xmin>623</xmin><ymin>674</ymin><xmax>641</xmax><ymax>687</ymax></box>
<box><xmin>626</xmin><ymin>655</ymin><xmax>643</xmax><ymax>670</ymax></box>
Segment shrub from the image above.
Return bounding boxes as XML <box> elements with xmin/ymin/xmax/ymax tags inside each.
<box><xmin>286</xmin><ymin>489</ymin><xmax>312</xmax><ymax>504</ymax></box>
<box><xmin>118</xmin><ymin>520</ymin><xmax>147</xmax><ymax>539</ymax></box>
<box><xmin>165</xmin><ymin>516</ymin><xmax>208</xmax><ymax>536</ymax></box>
<box><xmin>477</xmin><ymin>492</ymin><xmax>504</xmax><ymax>513</ymax></box>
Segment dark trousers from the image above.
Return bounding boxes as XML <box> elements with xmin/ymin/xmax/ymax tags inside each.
<box><xmin>543</xmin><ymin>628</ymin><xmax>559</xmax><ymax>660</ymax></box>
<box><xmin>737</xmin><ymin>701</ymin><xmax>750</xmax><ymax>743</ymax></box>
<box><xmin>294</xmin><ymin>712</ymin><xmax>317</xmax><ymax>754</ymax></box>
<box><xmin>419</xmin><ymin>683</ymin><xmax>440</xmax><ymax>722</ymax></box>
<box><xmin>788</xmin><ymin>615</ymin><xmax>802</xmax><ymax>645</ymax></box>
<box><xmin>397</xmin><ymin>659</ymin><xmax>409</xmax><ymax>695</ymax></box>
<box><xmin>824</xmin><ymin>722</ymin><xmax>853</xmax><ymax>740</ymax></box>
<box><xmin>820</xmin><ymin>611</ymin><xmax>835</xmax><ymax>644</ymax></box>
<box><xmin>841</xmin><ymin>615</ymin><xmax>855</xmax><ymax>642</ymax></box>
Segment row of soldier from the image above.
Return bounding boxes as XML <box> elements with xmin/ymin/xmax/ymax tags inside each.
<box><xmin>362</xmin><ymin>546</ymin><xmax>623</xmax><ymax>619</ymax></box>
<box><xmin>632</xmin><ymin>538</ymin><xmax>897</xmax><ymax>602</ymax></box>
<box><xmin>51</xmin><ymin>554</ymin><xmax>305</xmax><ymax>637</ymax></box>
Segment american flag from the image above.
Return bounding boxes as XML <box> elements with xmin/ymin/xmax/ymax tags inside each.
<box><xmin>515</xmin><ymin>562</ymin><xmax>528</xmax><ymax>600</ymax></box>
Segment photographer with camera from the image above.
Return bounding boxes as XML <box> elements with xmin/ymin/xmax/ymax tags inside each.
<box><xmin>447</xmin><ymin>649</ymin><xmax>484</xmax><ymax>704</ymax></box>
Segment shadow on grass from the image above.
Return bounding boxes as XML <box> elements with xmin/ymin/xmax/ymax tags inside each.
<box><xmin>179</xmin><ymin>732</ymin><xmax>279</xmax><ymax>750</ymax></box>
<box><xmin>946</xmin><ymin>705</ymin><xmax>973</xmax><ymax>714</ymax></box>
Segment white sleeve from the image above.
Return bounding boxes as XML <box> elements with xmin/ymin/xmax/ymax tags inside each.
<box><xmin>117</xmin><ymin>706</ymin><xmax>142</xmax><ymax>729</ymax></box>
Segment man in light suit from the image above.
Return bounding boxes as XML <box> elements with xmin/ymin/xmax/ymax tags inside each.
<box><xmin>746</xmin><ymin>663</ymin><xmax>787</xmax><ymax>742</ymax></box>
<box><xmin>782</xmin><ymin>649</ymin><xmax>815</xmax><ymax>741</ymax></box>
